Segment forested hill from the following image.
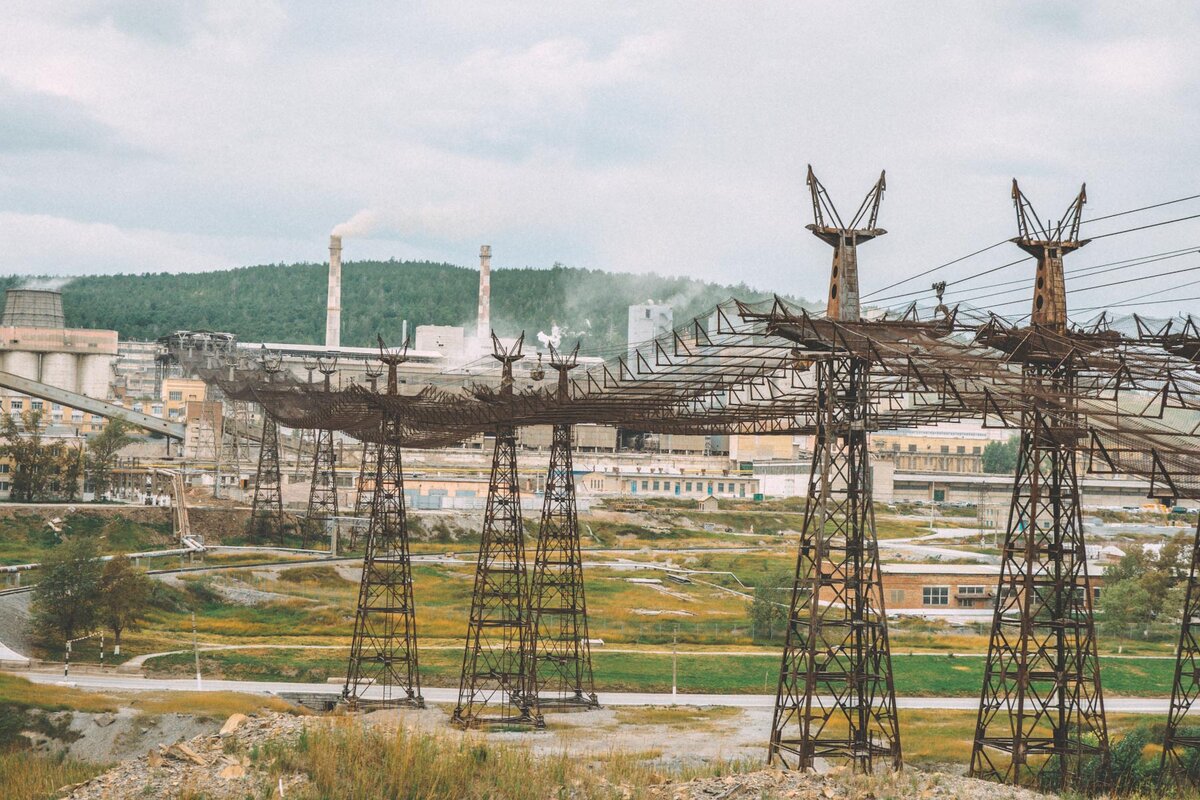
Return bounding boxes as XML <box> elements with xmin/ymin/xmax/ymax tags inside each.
<box><xmin>2</xmin><ymin>262</ymin><xmax>809</xmax><ymax>355</ymax></box>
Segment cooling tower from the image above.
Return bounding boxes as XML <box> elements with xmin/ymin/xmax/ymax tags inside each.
<box><xmin>2</xmin><ymin>289</ymin><xmax>65</xmax><ymax>328</ymax></box>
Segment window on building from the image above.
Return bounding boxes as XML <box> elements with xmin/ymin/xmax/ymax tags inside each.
<box><xmin>169</xmin><ymin>391</ymin><xmax>183</xmax><ymax>401</ymax></box>
<box><xmin>973</xmin><ymin>446</ymin><xmax>981</xmax><ymax>454</ymax></box>
<box><xmin>892</xmin><ymin>443</ymin><xmax>900</xmax><ymax>452</ymax></box>
<box><xmin>152</xmin><ymin>405</ymin><xmax>163</xmax><ymax>415</ymax></box>
<box><xmin>652</xmin><ymin>480</ymin><xmax>659</xmax><ymax>491</ymax></box>
<box><xmin>888</xmin><ymin>589</ymin><xmax>905</xmax><ymax>604</ymax></box>
<box><xmin>30</xmin><ymin>400</ymin><xmax>43</xmax><ymax>410</ymax></box>
<box><xmin>52</xmin><ymin>403</ymin><xmax>61</xmax><ymax>410</ymax></box>
<box><xmin>168</xmin><ymin>409</ymin><xmax>180</xmax><ymax>419</ymax></box>
<box><xmin>686</xmin><ymin>482</ymin><xmax>693</xmax><ymax>492</ymax></box>
<box><xmin>958</xmin><ymin>585</ymin><xmax>986</xmax><ymax>596</ymax></box>
<box><xmin>956</xmin><ymin>446</ymin><xmax>966</xmax><ymax>454</ymax></box>
<box><xmin>10</xmin><ymin>400</ymin><xmax>22</xmax><ymax>411</ymax></box>
<box><xmin>0</xmin><ymin>481</ymin><xmax>9</xmax><ymax>491</ymax></box>
<box><xmin>940</xmin><ymin>445</ymin><xmax>950</xmax><ymax>454</ymax></box>
<box><xmin>0</xmin><ymin>464</ymin><xmax>9</xmax><ymax>474</ymax></box>
<box><xmin>641</xmin><ymin>480</ymin><xmax>649</xmax><ymax>490</ymax></box>
<box><xmin>1093</xmin><ymin>587</ymin><xmax>1102</xmax><ymax>601</ymax></box>
<box><xmin>71</xmin><ymin>411</ymin><xmax>83</xmax><ymax>422</ymax></box>
<box><xmin>629</xmin><ymin>481</ymin><xmax>637</xmax><ymax>492</ymax></box>
<box><xmin>907</xmin><ymin>444</ymin><xmax>917</xmax><ymax>453</ymax></box>
<box><xmin>717</xmin><ymin>482</ymin><xmax>724</xmax><ymax>493</ymax></box>
<box><xmin>922</xmin><ymin>586</ymin><xmax>949</xmax><ymax>605</ymax></box>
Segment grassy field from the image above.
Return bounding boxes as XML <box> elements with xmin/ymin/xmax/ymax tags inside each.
<box><xmin>143</xmin><ymin>646</ymin><xmax>1180</xmax><ymax>697</ymax></box>
<box><xmin>252</xmin><ymin>716</ymin><xmax>748</xmax><ymax>800</ymax></box>
<box><xmin>0</xmin><ymin>752</ymin><xmax>108</xmax><ymax>800</ymax></box>
<box><xmin>0</xmin><ymin>512</ymin><xmax>173</xmax><ymax>565</ymax></box>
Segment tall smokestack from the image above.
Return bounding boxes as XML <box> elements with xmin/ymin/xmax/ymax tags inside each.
<box><xmin>326</xmin><ymin>235</ymin><xmax>342</xmax><ymax>349</ymax></box>
<box><xmin>476</xmin><ymin>245</ymin><xmax>491</xmax><ymax>344</ymax></box>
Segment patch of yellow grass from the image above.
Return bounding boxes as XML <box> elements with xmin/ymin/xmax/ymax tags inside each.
<box><xmin>262</xmin><ymin>717</ymin><xmax>750</xmax><ymax>799</ymax></box>
<box><xmin>131</xmin><ymin>690</ymin><xmax>305</xmax><ymax>719</ymax></box>
<box><xmin>613</xmin><ymin>705</ymin><xmax>743</xmax><ymax>727</ymax></box>
<box><xmin>0</xmin><ymin>673</ymin><xmax>117</xmax><ymax>713</ymax></box>
<box><xmin>0</xmin><ymin>751</ymin><xmax>108</xmax><ymax>800</ymax></box>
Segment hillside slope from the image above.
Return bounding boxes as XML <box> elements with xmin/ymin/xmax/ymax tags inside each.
<box><xmin>2</xmin><ymin>263</ymin><xmax>809</xmax><ymax>355</ymax></box>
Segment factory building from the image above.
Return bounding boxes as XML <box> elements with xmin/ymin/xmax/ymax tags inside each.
<box><xmin>0</xmin><ymin>288</ymin><xmax>117</xmax><ymax>400</ymax></box>
<box><xmin>627</xmin><ymin>301</ymin><xmax>673</xmax><ymax>354</ymax></box>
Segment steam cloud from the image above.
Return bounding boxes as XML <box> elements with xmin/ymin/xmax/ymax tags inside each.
<box><xmin>18</xmin><ymin>277</ymin><xmax>73</xmax><ymax>291</ymax></box>
<box><xmin>331</xmin><ymin>209</ymin><xmax>381</xmax><ymax>238</ymax></box>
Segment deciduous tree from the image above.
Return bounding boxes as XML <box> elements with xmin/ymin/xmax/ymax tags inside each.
<box><xmin>31</xmin><ymin>537</ymin><xmax>102</xmax><ymax>645</ymax></box>
<box><xmin>86</xmin><ymin>419</ymin><xmax>134</xmax><ymax>499</ymax></box>
<box><xmin>97</xmin><ymin>555</ymin><xmax>152</xmax><ymax>655</ymax></box>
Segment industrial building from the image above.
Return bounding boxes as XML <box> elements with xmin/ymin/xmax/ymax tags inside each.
<box><xmin>0</xmin><ymin>288</ymin><xmax>116</xmax><ymax>401</ymax></box>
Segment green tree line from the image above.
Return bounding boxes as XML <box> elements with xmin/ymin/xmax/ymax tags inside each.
<box><xmin>0</xmin><ymin>262</ymin><xmax>808</xmax><ymax>355</ymax></box>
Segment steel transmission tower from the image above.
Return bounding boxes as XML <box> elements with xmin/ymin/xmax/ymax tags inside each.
<box><xmin>970</xmin><ymin>181</ymin><xmax>1108</xmax><ymax>788</ymax></box>
<box><xmin>1163</xmin><ymin>514</ymin><xmax>1200</xmax><ymax>778</ymax></box>
<box><xmin>527</xmin><ymin>343</ymin><xmax>599</xmax><ymax>713</ymax></box>
<box><xmin>305</xmin><ymin>354</ymin><xmax>340</xmax><ymax>548</ymax></box>
<box><xmin>343</xmin><ymin>337</ymin><xmax>424</xmax><ymax>710</ymax></box>
<box><xmin>453</xmin><ymin>332</ymin><xmax>538</xmax><ymax>728</ymax></box>
<box><xmin>770</xmin><ymin>167</ymin><xmax>901</xmax><ymax>772</ymax></box>
<box><xmin>249</xmin><ymin>347</ymin><xmax>285</xmax><ymax>543</ymax></box>
<box><xmin>351</xmin><ymin>359</ymin><xmax>385</xmax><ymax>549</ymax></box>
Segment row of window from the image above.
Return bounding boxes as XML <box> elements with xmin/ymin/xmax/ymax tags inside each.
<box><xmin>9</xmin><ymin>409</ymin><xmax>103</xmax><ymax>424</ymax></box>
<box><xmin>894</xmin><ymin>584</ymin><xmax>1101</xmax><ymax>606</ymax></box>
<box><xmin>889</xmin><ymin>443</ymin><xmax>982</xmax><ymax>454</ymax></box>
<box><xmin>629</xmin><ymin>479</ymin><xmax>746</xmax><ymax>496</ymax></box>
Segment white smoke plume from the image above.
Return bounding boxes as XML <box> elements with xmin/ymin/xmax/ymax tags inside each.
<box><xmin>18</xmin><ymin>277</ymin><xmax>73</xmax><ymax>291</ymax></box>
<box><xmin>536</xmin><ymin>324</ymin><xmax>565</xmax><ymax>350</ymax></box>
<box><xmin>331</xmin><ymin>209</ymin><xmax>382</xmax><ymax>238</ymax></box>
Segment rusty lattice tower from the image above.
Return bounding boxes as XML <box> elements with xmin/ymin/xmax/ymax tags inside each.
<box><xmin>343</xmin><ymin>337</ymin><xmax>424</xmax><ymax>710</ymax></box>
<box><xmin>1162</xmin><ymin>514</ymin><xmax>1200</xmax><ymax>779</ymax></box>
<box><xmin>305</xmin><ymin>353</ymin><xmax>340</xmax><ymax>547</ymax></box>
<box><xmin>970</xmin><ymin>181</ymin><xmax>1109</xmax><ymax>788</ymax></box>
<box><xmin>452</xmin><ymin>332</ymin><xmax>538</xmax><ymax>728</ymax></box>
<box><xmin>249</xmin><ymin>347</ymin><xmax>285</xmax><ymax>543</ymax></box>
<box><xmin>527</xmin><ymin>343</ymin><xmax>599</xmax><ymax>714</ymax></box>
<box><xmin>769</xmin><ymin>167</ymin><xmax>901</xmax><ymax>772</ymax></box>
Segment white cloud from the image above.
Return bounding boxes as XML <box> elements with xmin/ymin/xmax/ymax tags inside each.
<box><xmin>0</xmin><ymin>2</ymin><xmax>1197</xmax><ymax>319</ymax></box>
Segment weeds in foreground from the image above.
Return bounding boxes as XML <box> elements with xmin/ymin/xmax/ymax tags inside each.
<box><xmin>0</xmin><ymin>751</ymin><xmax>108</xmax><ymax>800</ymax></box>
<box><xmin>260</xmin><ymin>719</ymin><xmax>751</xmax><ymax>800</ymax></box>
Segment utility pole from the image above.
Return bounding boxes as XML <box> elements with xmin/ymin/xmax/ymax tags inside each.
<box><xmin>770</xmin><ymin>166</ymin><xmax>901</xmax><ymax>774</ymax></box>
<box><xmin>672</xmin><ymin>624</ymin><xmax>678</xmax><ymax>697</ymax></box>
<box><xmin>453</xmin><ymin>332</ymin><xmax>538</xmax><ymax>728</ymax></box>
<box><xmin>970</xmin><ymin>180</ymin><xmax>1108</xmax><ymax>789</ymax></box>
<box><xmin>192</xmin><ymin>611</ymin><xmax>202</xmax><ymax>690</ymax></box>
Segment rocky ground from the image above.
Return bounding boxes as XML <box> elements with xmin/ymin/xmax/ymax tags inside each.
<box><xmin>56</xmin><ymin>711</ymin><xmax>1047</xmax><ymax>800</ymax></box>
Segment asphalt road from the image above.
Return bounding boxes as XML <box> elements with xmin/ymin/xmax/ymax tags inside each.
<box><xmin>8</xmin><ymin>670</ymin><xmax>1173</xmax><ymax>713</ymax></box>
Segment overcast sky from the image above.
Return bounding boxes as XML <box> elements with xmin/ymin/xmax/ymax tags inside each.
<box><xmin>2</xmin><ymin>2</ymin><xmax>1199</xmax><ymax>319</ymax></box>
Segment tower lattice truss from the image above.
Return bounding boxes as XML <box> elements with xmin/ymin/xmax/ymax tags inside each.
<box><xmin>971</xmin><ymin>401</ymin><xmax>1108</xmax><ymax>788</ymax></box>
<box><xmin>249</xmin><ymin>409</ymin><xmax>284</xmax><ymax>543</ymax></box>
<box><xmin>453</xmin><ymin>425</ymin><xmax>537</xmax><ymax>727</ymax></box>
<box><xmin>343</xmin><ymin>414</ymin><xmax>423</xmax><ymax>709</ymax></box>
<box><xmin>770</xmin><ymin>356</ymin><xmax>901</xmax><ymax>772</ymax></box>
<box><xmin>306</xmin><ymin>426</ymin><xmax>339</xmax><ymax>546</ymax></box>
<box><xmin>351</xmin><ymin>439</ymin><xmax>381</xmax><ymax>548</ymax></box>
<box><xmin>528</xmin><ymin>423</ymin><xmax>598</xmax><ymax>711</ymax></box>
<box><xmin>1164</xmin><ymin>515</ymin><xmax>1200</xmax><ymax>777</ymax></box>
